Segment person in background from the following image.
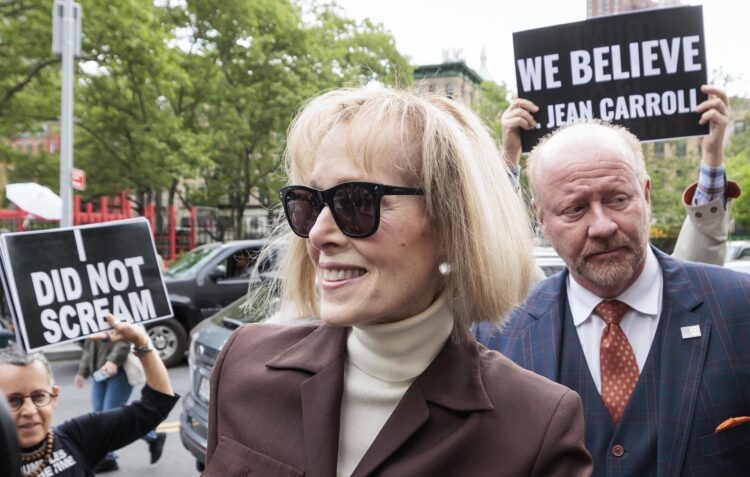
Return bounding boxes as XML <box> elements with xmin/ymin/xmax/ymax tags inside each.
<box><xmin>204</xmin><ymin>86</ymin><xmax>592</xmax><ymax>476</ymax></box>
<box><xmin>74</xmin><ymin>335</ymin><xmax>166</xmax><ymax>472</ymax></box>
<box><xmin>0</xmin><ymin>393</ymin><xmax>21</xmax><ymax>477</ymax></box>
<box><xmin>479</xmin><ymin>86</ymin><xmax>750</xmax><ymax>475</ymax></box>
<box><xmin>0</xmin><ymin>314</ymin><xmax>176</xmax><ymax>477</ymax></box>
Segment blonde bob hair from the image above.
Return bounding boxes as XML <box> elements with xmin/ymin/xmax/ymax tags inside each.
<box><xmin>257</xmin><ymin>85</ymin><xmax>535</xmax><ymax>339</ymax></box>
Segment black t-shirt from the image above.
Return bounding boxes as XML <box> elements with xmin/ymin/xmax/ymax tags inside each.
<box><xmin>19</xmin><ymin>386</ymin><xmax>178</xmax><ymax>477</ymax></box>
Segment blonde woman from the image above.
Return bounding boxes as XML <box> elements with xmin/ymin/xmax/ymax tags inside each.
<box><xmin>205</xmin><ymin>86</ymin><xmax>592</xmax><ymax>477</ymax></box>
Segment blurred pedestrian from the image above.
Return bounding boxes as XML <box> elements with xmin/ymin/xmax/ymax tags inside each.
<box><xmin>204</xmin><ymin>86</ymin><xmax>592</xmax><ymax>476</ymax></box>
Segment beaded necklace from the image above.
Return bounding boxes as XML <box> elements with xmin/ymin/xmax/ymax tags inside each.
<box><xmin>20</xmin><ymin>431</ymin><xmax>54</xmax><ymax>477</ymax></box>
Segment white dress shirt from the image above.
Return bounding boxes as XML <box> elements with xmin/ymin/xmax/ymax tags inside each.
<box><xmin>567</xmin><ymin>247</ymin><xmax>663</xmax><ymax>392</ymax></box>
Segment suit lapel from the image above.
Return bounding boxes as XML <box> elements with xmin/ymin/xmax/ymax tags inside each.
<box><xmin>352</xmin><ymin>336</ymin><xmax>493</xmax><ymax>477</ymax></box>
<box><xmin>511</xmin><ymin>272</ymin><xmax>568</xmax><ymax>381</ymax></box>
<box><xmin>652</xmin><ymin>249</ymin><xmax>711</xmax><ymax>477</ymax></box>
<box><xmin>266</xmin><ymin>325</ymin><xmax>348</xmax><ymax>477</ymax></box>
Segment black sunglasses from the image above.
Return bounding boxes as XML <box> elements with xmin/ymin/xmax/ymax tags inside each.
<box><xmin>279</xmin><ymin>181</ymin><xmax>424</xmax><ymax>238</ymax></box>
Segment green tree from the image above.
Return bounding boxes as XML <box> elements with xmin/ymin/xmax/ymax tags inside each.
<box><xmin>645</xmin><ymin>141</ymin><xmax>701</xmax><ymax>239</ymax></box>
<box><xmin>0</xmin><ymin>0</ymin><xmax>59</xmax><ymax>136</ymax></box>
<box><xmin>476</xmin><ymin>81</ymin><xmax>509</xmax><ymax>139</ymax></box>
<box><xmin>726</xmin><ymin>104</ymin><xmax>750</xmax><ymax>233</ymax></box>
<box><xmin>74</xmin><ymin>0</ymin><xmax>210</xmax><ymax>214</ymax></box>
<box><xmin>183</xmin><ymin>0</ymin><xmax>411</xmax><ymax>234</ymax></box>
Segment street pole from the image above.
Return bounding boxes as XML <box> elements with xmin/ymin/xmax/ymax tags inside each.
<box><xmin>59</xmin><ymin>0</ymin><xmax>74</xmax><ymax>227</ymax></box>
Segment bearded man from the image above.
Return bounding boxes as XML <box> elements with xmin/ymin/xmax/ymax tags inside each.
<box><xmin>479</xmin><ymin>86</ymin><xmax>750</xmax><ymax>476</ymax></box>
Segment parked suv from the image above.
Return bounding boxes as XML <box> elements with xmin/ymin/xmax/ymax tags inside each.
<box><xmin>148</xmin><ymin>239</ymin><xmax>273</xmax><ymax>367</ymax></box>
<box><xmin>179</xmin><ymin>275</ymin><xmax>279</xmax><ymax>471</ymax></box>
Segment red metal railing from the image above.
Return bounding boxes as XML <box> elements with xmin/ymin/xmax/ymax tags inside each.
<box><xmin>1</xmin><ymin>194</ymin><xmax>197</xmax><ymax>262</ymax></box>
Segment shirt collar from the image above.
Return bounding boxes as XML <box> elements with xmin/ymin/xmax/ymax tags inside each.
<box><xmin>568</xmin><ymin>246</ymin><xmax>661</xmax><ymax>326</ymax></box>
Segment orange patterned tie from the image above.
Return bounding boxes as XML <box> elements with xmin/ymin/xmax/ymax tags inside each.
<box><xmin>596</xmin><ymin>299</ymin><xmax>639</xmax><ymax>425</ymax></box>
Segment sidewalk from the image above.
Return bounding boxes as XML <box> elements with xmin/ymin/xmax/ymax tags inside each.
<box><xmin>43</xmin><ymin>342</ymin><xmax>82</xmax><ymax>362</ymax></box>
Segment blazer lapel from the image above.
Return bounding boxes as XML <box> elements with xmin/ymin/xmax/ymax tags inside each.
<box><xmin>510</xmin><ymin>272</ymin><xmax>568</xmax><ymax>381</ymax></box>
<box><xmin>652</xmin><ymin>249</ymin><xmax>711</xmax><ymax>477</ymax></box>
<box><xmin>351</xmin><ymin>337</ymin><xmax>493</xmax><ymax>477</ymax></box>
<box><xmin>266</xmin><ymin>325</ymin><xmax>348</xmax><ymax>477</ymax></box>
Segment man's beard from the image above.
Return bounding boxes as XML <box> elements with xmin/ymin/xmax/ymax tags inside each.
<box><xmin>571</xmin><ymin>234</ymin><xmax>647</xmax><ymax>288</ymax></box>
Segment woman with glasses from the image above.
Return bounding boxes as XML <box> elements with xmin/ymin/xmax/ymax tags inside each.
<box><xmin>0</xmin><ymin>314</ymin><xmax>176</xmax><ymax>477</ymax></box>
<box><xmin>205</xmin><ymin>86</ymin><xmax>592</xmax><ymax>476</ymax></box>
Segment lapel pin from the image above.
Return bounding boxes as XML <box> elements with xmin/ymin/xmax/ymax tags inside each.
<box><xmin>680</xmin><ymin>325</ymin><xmax>702</xmax><ymax>339</ymax></box>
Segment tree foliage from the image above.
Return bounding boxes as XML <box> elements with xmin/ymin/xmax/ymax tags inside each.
<box><xmin>177</xmin><ymin>0</ymin><xmax>411</xmax><ymax>233</ymax></box>
<box><xmin>2</xmin><ymin>0</ymin><xmax>410</xmax><ymax>235</ymax></box>
<box><xmin>74</xmin><ymin>0</ymin><xmax>211</xmax><ymax>211</ymax></box>
<box><xmin>726</xmin><ymin>104</ymin><xmax>750</xmax><ymax>234</ymax></box>
<box><xmin>645</xmin><ymin>141</ymin><xmax>701</xmax><ymax>238</ymax></box>
<box><xmin>476</xmin><ymin>81</ymin><xmax>509</xmax><ymax>139</ymax></box>
<box><xmin>0</xmin><ymin>0</ymin><xmax>59</xmax><ymax>135</ymax></box>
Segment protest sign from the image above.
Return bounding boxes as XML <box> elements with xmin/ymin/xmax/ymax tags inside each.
<box><xmin>513</xmin><ymin>5</ymin><xmax>708</xmax><ymax>152</ymax></box>
<box><xmin>0</xmin><ymin>218</ymin><xmax>172</xmax><ymax>352</ymax></box>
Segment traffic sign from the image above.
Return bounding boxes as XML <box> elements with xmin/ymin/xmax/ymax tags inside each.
<box><xmin>71</xmin><ymin>167</ymin><xmax>85</xmax><ymax>191</ymax></box>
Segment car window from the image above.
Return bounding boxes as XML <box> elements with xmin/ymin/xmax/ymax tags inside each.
<box><xmin>210</xmin><ymin>278</ymin><xmax>280</xmax><ymax>326</ymax></box>
<box><xmin>220</xmin><ymin>247</ymin><xmax>267</xmax><ymax>280</ymax></box>
<box><xmin>166</xmin><ymin>244</ymin><xmax>221</xmax><ymax>277</ymax></box>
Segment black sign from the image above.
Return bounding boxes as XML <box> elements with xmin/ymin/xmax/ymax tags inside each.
<box><xmin>0</xmin><ymin>218</ymin><xmax>172</xmax><ymax>352</ymax></box>
<box><xmin>513</xmin><ymin>6</ymin><xmax>708</xmax><ymax>152</ymax></box>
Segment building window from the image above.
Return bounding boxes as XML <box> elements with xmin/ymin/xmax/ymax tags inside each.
<box><xmin>445</xmin><ymin>83</ymin><xmax>454</xmax><ymax>99</ymax></box>
<box><xmin>676</xmin><ymin>141</ymin><xmax>687</xmax><ymax>157</ymax></box>
<box><xmin>654</xmin><ymin>142</ymin><xmax>664</xmax><ymax>156</ymax></box>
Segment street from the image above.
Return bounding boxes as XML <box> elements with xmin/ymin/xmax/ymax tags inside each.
<box><xmin>50</xmin><ymin>359</ymin><xmax>200</xmax><ymax>476</ymax></box>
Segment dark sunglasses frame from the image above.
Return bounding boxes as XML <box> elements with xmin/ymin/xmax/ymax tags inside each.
<box><xmin>279</xmin><ymin>181</ymin><xmax>424</xmax><ymax>238</ymax></box>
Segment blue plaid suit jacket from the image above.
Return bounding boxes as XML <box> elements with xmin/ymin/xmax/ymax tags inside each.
<box><xmin>476</xmin><ymin>247</ymin><xmax>750</xmax><ymax>476</ymax></box>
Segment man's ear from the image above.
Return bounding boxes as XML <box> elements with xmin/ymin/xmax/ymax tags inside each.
<box><xmin>531</xmin><ymin>197</ymin><xmax>545</xmax><ymax>230</ymax></box>
<box><xmin>644</xmin><ymin>179</ymin><xmax>651</xmax><ymax>204</ymax></box>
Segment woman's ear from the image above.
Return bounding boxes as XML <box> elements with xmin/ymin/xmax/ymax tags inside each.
<box><xmin>51</xmin><ymin>385</ymin><xmax>60</xmax><ymax>409</ymax></box>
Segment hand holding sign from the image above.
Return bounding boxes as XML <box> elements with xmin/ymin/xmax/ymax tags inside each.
<box><xmin>502</xmin><ymin>99</ymin><xmax>539</xmax><ymax>168</ymax></box>
<box><xmin>104</xmin><ymin>313</ymin><xmax>149</xmax><ymax>348</ymax></box>
<box><xmin>696</xmin><ymin>85</ymin><xmax>731</xmax><ymax>168</ymax></box>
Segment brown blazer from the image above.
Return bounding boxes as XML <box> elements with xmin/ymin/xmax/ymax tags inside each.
<box><xmin>205</xmin><ymin>322</ymin><xmax>592</xmax><ymax>477</ymax></box>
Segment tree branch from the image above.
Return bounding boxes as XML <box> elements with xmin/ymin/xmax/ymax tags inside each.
<box><xmin>0</xmin><ymin>58</ymin><xmax>59</xmax><ymax>112</ymax></box>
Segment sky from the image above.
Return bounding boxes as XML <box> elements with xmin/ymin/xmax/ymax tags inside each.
<box><xmin>334</xmin><ymin>0</ymin><xmax>749</xmax><ymax>98</ymax></box>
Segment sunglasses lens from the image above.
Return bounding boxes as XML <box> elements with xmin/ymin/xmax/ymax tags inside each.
<box><xmin>284</xmin><ymin>188</ymin><xmax>321</xmax><ymax>236</ymax></box>
<box><xmin>333</xmin><ymin>184</ymin><xmax>378</xmax><ymax>236</ymax></box>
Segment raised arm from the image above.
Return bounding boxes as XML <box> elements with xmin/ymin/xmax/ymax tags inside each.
<box><xmin>105</xmin><ymin>314</ymin><xmax>174</xmax><ymax>396</ymax></box>
<box><xmin>672</xmin><ymin>85</ymin><xmax>740</xmax><ymax>265</ymax></box>
<box><xmin>501</xmin><ymin>98</ymin><xmax>539</xmax><ymax>170</ymax></box>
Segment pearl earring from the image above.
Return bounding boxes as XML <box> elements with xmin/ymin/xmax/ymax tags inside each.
<box><xmin>438</xmin><ymin>262</ymin><xmax>451</xmax><ymax>275</ymax></box>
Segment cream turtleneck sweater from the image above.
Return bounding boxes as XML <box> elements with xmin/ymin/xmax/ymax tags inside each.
<box><xmin>336</xmin><ymin>293</ymin><xmax>454</xmax><ymax>477</ymax></box>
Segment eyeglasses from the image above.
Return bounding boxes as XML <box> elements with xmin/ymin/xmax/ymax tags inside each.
<box><xmin>279</xmin><ymin>181</ymin><xmax>424</xmax><ymax>238</ymax></box>
<box><xmin>5</xmin><ymin>391</ymin><xmax>57</xmax><ymax>411</ymax></box>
